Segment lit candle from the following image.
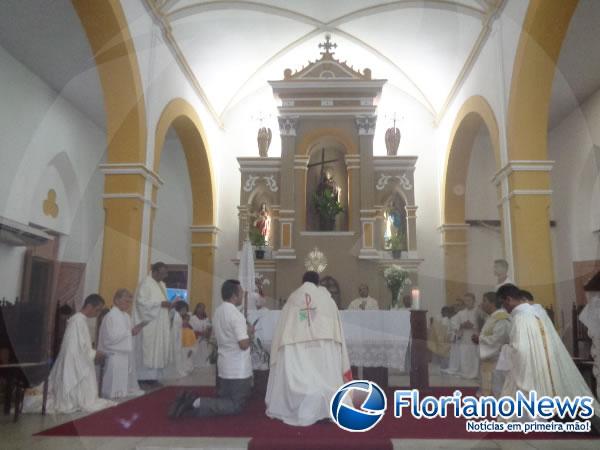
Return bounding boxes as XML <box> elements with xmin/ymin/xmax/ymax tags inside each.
<box><xmin>411</xmin><ymin>288</ymin><xmax>420</xmax><ymax>310</ymax></box>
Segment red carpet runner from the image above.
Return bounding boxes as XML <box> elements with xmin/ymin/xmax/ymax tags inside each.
<box><xmin>36</xmin><ymin>386</ymin><xmax>598</xmax><ymax>449</ymax></box>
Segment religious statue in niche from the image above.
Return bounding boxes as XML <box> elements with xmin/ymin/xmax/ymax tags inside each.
<box><xmin>383</xmin><ymin>194</ymin><xmax>407</xmax><ymax>255</ymax></box>
<box><xmin>251</xmin><ymin>202</ymin><xmax>271</xmax><ymax>246</ymax></box>
<box><xmin>313</xmin><ymin>167</ymin><xmax>343</xmax><ymax>231</ymax></box>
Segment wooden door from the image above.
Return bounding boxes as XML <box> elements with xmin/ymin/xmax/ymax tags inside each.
<box><xmin>52</xmin><ymin>262</ymin><xmax>85</xmax><ymax>357</ymax></box>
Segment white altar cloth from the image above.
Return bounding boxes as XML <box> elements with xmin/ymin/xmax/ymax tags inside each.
<box><xmin>248</xmin><ymin>310</ymin><xmax>411</xmax><ymax>370</ymax></box>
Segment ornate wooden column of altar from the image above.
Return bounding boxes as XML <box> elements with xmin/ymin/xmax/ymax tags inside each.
<box><xmin>237</xmin><ymin>37</ymin><xmax>424</xmax><ymax>311</ymax></box>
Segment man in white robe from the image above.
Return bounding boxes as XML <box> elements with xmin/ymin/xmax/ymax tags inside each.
<box><xmin>428</xmin><ymin>306</ymin><xmax>452</xmax><ymax>370</ymax></box>
<box><xmin>27</xmin><ymin>295</ymin><xmax>115</xmax><ymax>414</ymax></box>
<box><xmin>493</xmin><ymin>259</ymin><xmax>513</xmax><ymax>291</ymax></box>
<box><xmin>453</xmin><ymin>293</ymin><xmax>481</xmax><ymax>379</ymax></box>
<box><xmin>441</xmin><ymin>300</ymin><xmax>464</xmax><ymax>375</ymax></box>
<box><xmin>98</xmin><ymin>289</ymin><xmax>144</xmax><ymax>399</ymax></box>
<box><xmin>347</xmin><ymin>283</ymin><xmax>379</xmax><ymax>310</ymax></box>
<box><xmin>165</xmin><ymin>301</ymin><xmax>193</xmax><ymax>379</ymax></box>
<box><xmin>520</xmin><ymin>289</ymin><xmax>553</xmax><ymax>326</ymax></box>
<box><xmin>133</xmin><ymin>262</ymin><xmax>171</xmax><ymax>384</ymax></box>
<box><xmin>472</xmin><ymin>292</ymin><xmax>510</xmax><ymax>397</ymax></box>
<box><xmin>266</xmin><ymin>271</ymin><xmax>352</xmax><ymax>426</ymax></box>
<box><xmin>497</xmin><ymin>284</ymin><xmax>600</xmax><ymax>425</ymax></box>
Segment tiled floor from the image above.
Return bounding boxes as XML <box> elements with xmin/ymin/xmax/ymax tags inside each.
<box><xmin>1</xmin><ymin>365</ymin><xmax>597</xmax><ymax>450</ymax></box>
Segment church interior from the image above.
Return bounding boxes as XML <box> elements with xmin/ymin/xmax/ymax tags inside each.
<box><xmin>1</xmin><ymin>0</ymin><xmax>600</xmax><ymax>449</ymax></box>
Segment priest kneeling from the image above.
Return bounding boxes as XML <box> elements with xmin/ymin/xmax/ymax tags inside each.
<box><xmin>265</xmin><ymin>271</ymin><xmax>352</xmax><ymax>426</ymax></box>
<box><xmin>25</xmin><ymin>294</ymin><xmax>116</xmax><ymax>414</ymax></box>
<box><xmin>98</xmin><ymin>289</ymin><xmax>145</xmax><ymax>399</ymax></box>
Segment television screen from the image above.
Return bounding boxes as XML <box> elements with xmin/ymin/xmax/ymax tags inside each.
<box><xmin>166</xmin><ymin>288</ymin><xmax>188</xmax><ymax>302</ymax></box>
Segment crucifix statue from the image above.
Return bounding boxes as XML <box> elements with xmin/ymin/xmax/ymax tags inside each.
<box><xmin>307</xmin><ymin>148</ymin><xmax>340</xmax><ymax>203</ymax></box>
<box><xmin>308</xmin><ymin>148</ymin><xmax>342</xmax><ymax>230</ymax></box>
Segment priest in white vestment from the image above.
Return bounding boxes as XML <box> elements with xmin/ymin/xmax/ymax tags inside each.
<box><xmin>98</xmin><ymin>289</ymin><xmax>144</xmax><ymax>399</ymax></box>
<box><xmin>26</xmin><ymin>295</ymin><xmax>116</xmax><ymax>414</ymax></box>
<box><xmin>497</xmin><ymin>284</ymin><xmax>600</xmax><ymax>423</ymax></box>
<box><xmin>441</xmin><ymin>301</ymin><xmax>464</xmax><ymax>375</ymax></box>
<box><xmin>266</xmin><ymin>271</ymin><xmax>352</xmax><ymax>427</ymax></box>
<box><xmin>428</xmin><ymin>306</ymin><xmax>452</xmax><ymax>370</ymax></box>
<box><xmin>133</xmin><ymin>262</ymin><xmax>171</xmax><ymax>383</ymax></box>
<box><xmin>472</xmin><ymin>292</ymin><xmax>510</xmax><ymax>397</ymax></box>
<box><xmin>190</xmin><ymin>303</ymin><xmax>212</xmax><ymax>368</ymax></box>
<box><xmin>452</xmin><ymin>293</ymin><xmax>481</xmax><ymax>379</ymax></box>
<box><xmin>347</xmin><ymin>283</ymin><xmax>379</xmax><ymax>310</ymax></box>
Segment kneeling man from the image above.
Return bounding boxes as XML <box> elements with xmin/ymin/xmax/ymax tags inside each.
<box><xmin>266</xmin><ymin>271</ymin><xmax>352</xmax><ymax>426</ymax></box>
<box><xmin>35</xmin><ymin>295</ymin><xmax>115</xmax><ymax>413</ymax></box>
<box><xmin>168</xmin><ymin>280</ymin><xmax>252</xmax><ymax>418</ymax></box>
<box><xmin>98</xmin><ymin>289</ymin><xmax>145</xmax><ymax>399</ymax></box>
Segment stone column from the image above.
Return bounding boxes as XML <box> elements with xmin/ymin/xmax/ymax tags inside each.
<box><xmin>345</xmin><ymin>154</ymin><xmax>361</xmax><ymax>233</ymax></box>
<box><xmin>190</xmin><ymin>225</ymin><xmax>218</xmax><ymax>313</ymax></box>
<box><xmin>405</xmin><ymin>205</ymin><xmax>418</xmax><ymax>252</ymax></box>
<box><xmin>293</xmin><ymin>155</ymin><xmax>309</xmax><ymax>232</ymax></box>
<box><xmin>356</xmin><ymin>116</ymin><xmax>378</xmax><ymax>259</ymax></box>
<box><xmin>355</xmin><ymin>116</ymin><xmax>377</xmax><ymax>208</ymax></box>
<box><xmin>269</xmin><ymin>205</ymin><xmax>280</xmax><ymax>253</ymax></box>
<box><xmin>237</xmin><ymin>205</ymin><xmax>249</xmax><ymax>248</ymax></box>
<box><xmin>497</xmin><ymin>160</ymin><xmax>556</xmax><ymax>309</ymax></box>
<box><xmin>277</xmin><ymin>116</ymin><xmax>298</xmax><ymax>258</ymax></box>
<box><xmin>439</xmin><ymin>223</ymin><xmax>470</xmax><ymax>304</ymax></box>
<box><xmin>99</xmin><ymin>164</ymin><xmax>161</xmax><ymax>305</ymax></box>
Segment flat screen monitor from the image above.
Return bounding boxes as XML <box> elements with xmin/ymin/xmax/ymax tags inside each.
<box><xmin>166</xmin><ymin>288</ymin><xmax>188</xmax><ymax>302</ymax></box>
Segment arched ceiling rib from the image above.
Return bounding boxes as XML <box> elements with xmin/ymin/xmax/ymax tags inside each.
<box><xmin>147</xmin><ymin>0</ymin><xmax>502</xmax><ymax>125</ymax></box>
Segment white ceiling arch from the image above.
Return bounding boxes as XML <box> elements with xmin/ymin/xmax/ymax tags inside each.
<box><xmin>147</xmin><ymin>0</ymin><xmax>504</xmax><ymax>126</ymax></box>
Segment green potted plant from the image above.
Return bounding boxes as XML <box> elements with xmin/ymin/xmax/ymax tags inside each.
<box><xmin>313</xmin><ymin>190</ymin><xmax>343</xmax><ymax>231</ymax></box>
<box><xmin>386</xmin><ymin>231</ymin><xmax>407</xmax><ymax>259</ymax></box>
<box><xmin>249</xmin><ymin>228</ymin><xmax>266</xmax><ymax>259</ymax></box>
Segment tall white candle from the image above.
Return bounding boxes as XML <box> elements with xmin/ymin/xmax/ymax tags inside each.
<box><xmin>412</xmin><ymin>288</ymin><xmax>420</xmax><ymax>310</ymax></box>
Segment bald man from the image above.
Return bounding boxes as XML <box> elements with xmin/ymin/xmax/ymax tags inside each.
<box><xmin>347</xmin><ymin>284</ymin><xmax>379</xmax><ymax>310</ymax></box>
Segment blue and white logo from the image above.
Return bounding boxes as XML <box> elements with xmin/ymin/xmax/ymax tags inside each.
<box><xmin>330</xmin><ymin>380</ymin><xmax>387</xmax><ymax>432</ymax></box>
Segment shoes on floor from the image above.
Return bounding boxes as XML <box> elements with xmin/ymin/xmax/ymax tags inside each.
<box><xmin>168</xmin><ymin>390</ymin><xmax>196</xmax><ymax>420</ymax></box>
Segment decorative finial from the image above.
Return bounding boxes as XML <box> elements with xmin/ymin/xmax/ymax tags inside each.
<box><xmin>319</xmin><ymin>34</ymin><xmax>337</xmax><ymax>56</ymax></box>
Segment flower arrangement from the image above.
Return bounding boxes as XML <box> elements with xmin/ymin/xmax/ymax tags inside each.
<box><xmin>249</xmin><ymin>227</ymin><xmax>267</xmax><ymax>247</ymax></box>
<box><xmin>383</xmin><ymin>264</ymin><xmax>411</xmax><ymax>308</ymax></box>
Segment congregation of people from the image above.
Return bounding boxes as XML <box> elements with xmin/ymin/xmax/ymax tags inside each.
<box><xmin>28</xmin><ymin>257</ymin><xmax>600</xmax><ymax>431</ymax></box>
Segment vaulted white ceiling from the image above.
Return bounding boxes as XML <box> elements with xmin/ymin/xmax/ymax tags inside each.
<box><xmin>2</xmin><ymin>0</ymin><xmax>599</xmax><ymax>134</ymax></box>
<box><xmin>149</xmin><ymin>0</ymin><xmax>503</xmax><ymax>123</ymax></box>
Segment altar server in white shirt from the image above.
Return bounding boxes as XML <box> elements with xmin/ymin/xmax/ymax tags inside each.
<box><xmin>98</xmin><ymin>289</ymin><xmax>144</xmax><ymax>399</ymax></box>
<box><xmin>133</xmin><ymin>262</ymin><xmax>171</xmax><ymax>383</ymax></box>
<box><xmin>168</xmin><ymin>280</ymin><xmax>253</xmax><ymax>419</ymax></box>
<box><xmin>30</xmin><ymin>295</ymin><xmax>115</xmax><ymax>413</ymax></box>
<box><xmin>266</xmin><ymin>271</ymin><xmax>352</xmax><ymax>426</ymax></box>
